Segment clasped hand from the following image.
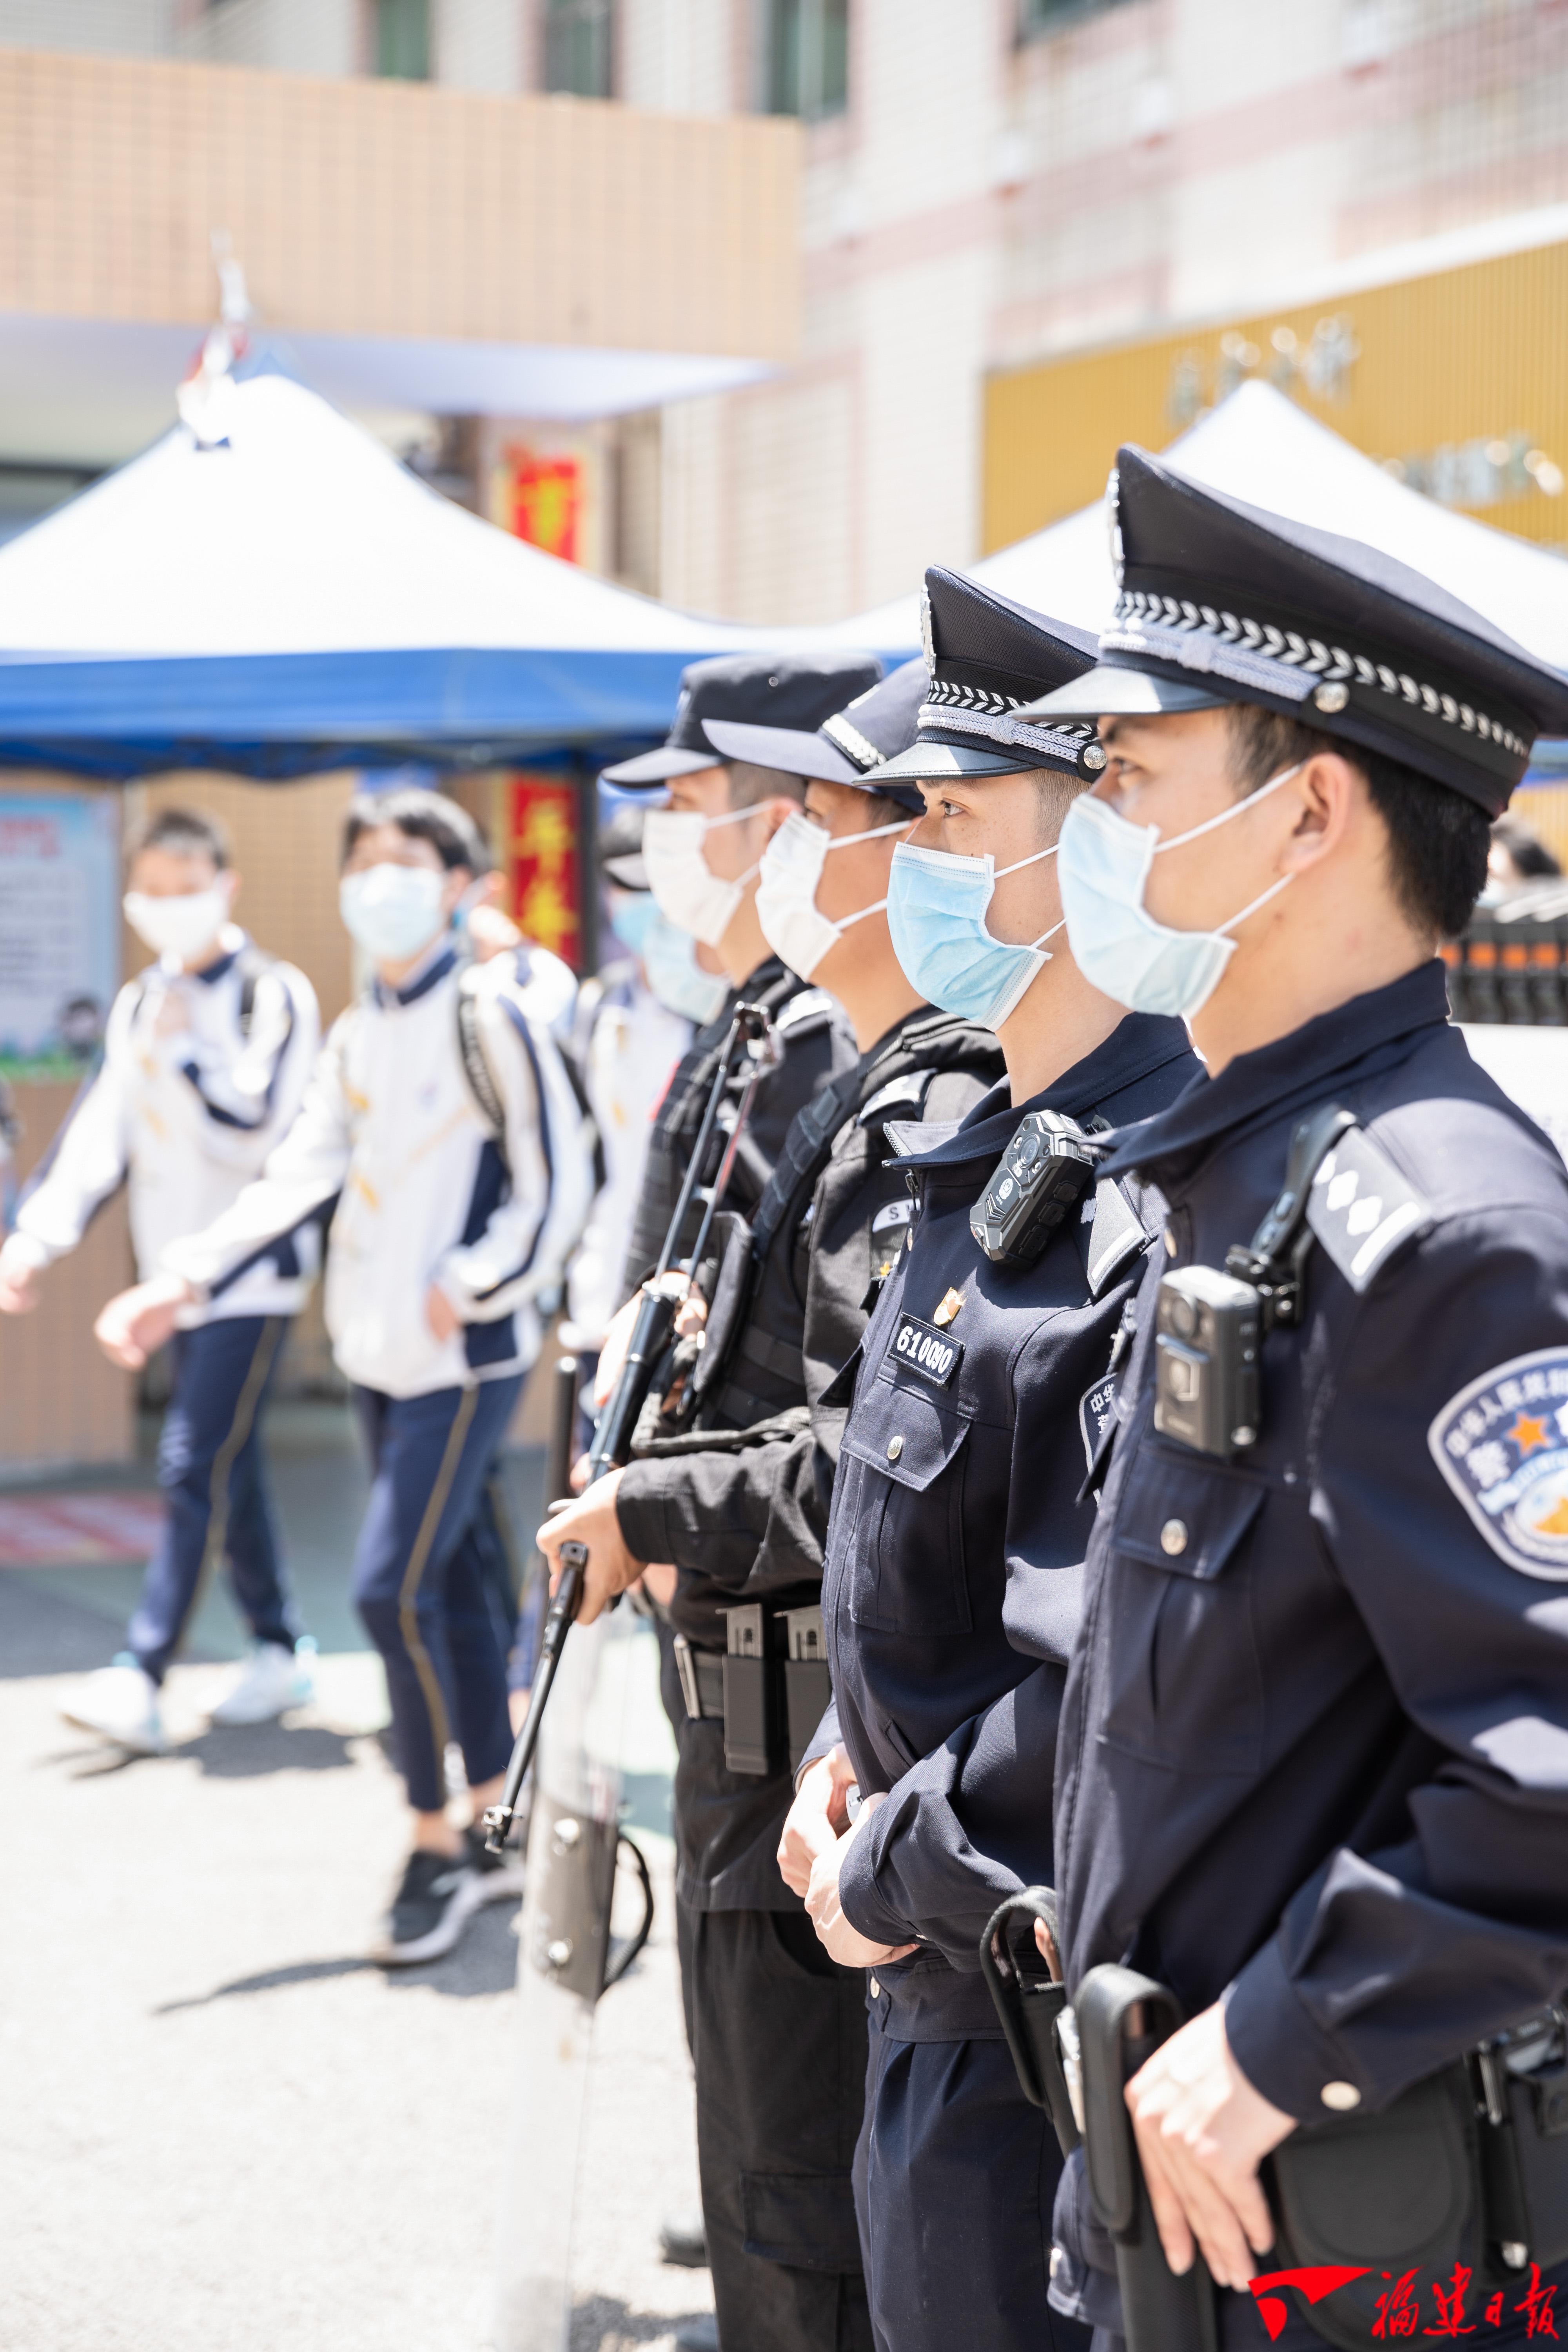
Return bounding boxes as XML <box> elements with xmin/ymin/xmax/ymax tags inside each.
<box><xmin>1122</xmin><ymin>2000</ymin><xmax>1296</xmax><ymax>2293</ymax></box>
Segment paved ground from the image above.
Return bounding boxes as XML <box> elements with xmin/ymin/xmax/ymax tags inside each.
<box><xmin>0</xmin><ymin>1406</ymin><xmax>709</xmax><ymax>2352</ymax></box>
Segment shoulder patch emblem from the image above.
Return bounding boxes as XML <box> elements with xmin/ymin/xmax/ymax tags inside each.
<box><xmin>1428</xmin><ymin>1347</ymin><xmax>1568</xmax><ymax>1581</ymax></box>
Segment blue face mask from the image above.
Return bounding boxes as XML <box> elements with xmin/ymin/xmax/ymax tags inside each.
<box><xmin>642</xmin><ymin>908</ymin><xmax>729</xmax><ymax>1026</ymax></box>
<box><xmin>1056</xmin><ymin>763</ymin><xmax>1300</xmax><ymax>1020</ymax></box>
<box><xmin>886</xmin><ymin>838</ymin><xmax>1064</xmax><ymax>1031</ymax></box>
<box><xmin>608</xmin><ymin>890</ymin><xmax>659</xmax><ymax>958</ymax></box>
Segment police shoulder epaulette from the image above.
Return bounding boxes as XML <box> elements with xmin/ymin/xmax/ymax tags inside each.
<box><xmin>1083</xmin><ymin>1177</ymin><xmax>1153</xmax><ymax>1300</ymax></box>
<box><xmin>1304</xmin><ymin>1123</ymin><xmax>1433</xmax><ymax>1293</ymax></box>
<box><xmin>773</xmin><ymin>987</ymin><xmax>838</xmax><ymax>1038</ymax></box>
<box><xmin>857</xmin><ymin>1069</ymin><xmax>935</xmax><ymax>1127</ymax></box>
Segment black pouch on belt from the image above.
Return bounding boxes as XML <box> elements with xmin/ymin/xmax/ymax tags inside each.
<box><xmin>979</xmin><ymin>1887</ymin><xmax>1081</xmax><ymax>2161</ymax></box>
<box><xmin>1263</xmin><ymin>2010</ymin><xmax>1568</xmax><ymax>2350</ymax></box>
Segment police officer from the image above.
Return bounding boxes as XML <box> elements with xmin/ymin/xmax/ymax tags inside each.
<box><xmin>541</xmin><ymin>657</ymin><xmax>1005</xmax><ymax>2352</ymax></box>
<box><xmin>780</xmin><ymin>570</ymin><xmax>1199</xmax><ymax>2352</ymax></box>
<box><xmin>1022</xmin><ymin>451</ymin><xmax>1568</xmax><ymax>2349</ymax></box>
<box><xmin>599</xmin><ymin>649</ymin><xmax>881</xmax><ymax>1312</ymax></box>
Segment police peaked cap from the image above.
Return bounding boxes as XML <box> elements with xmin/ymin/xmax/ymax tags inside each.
<box><xmin>1021</xmin><ymin>447</ymin><xmax>1568</xmax><ymax>816</ymax></box>
<box><xmin>600</xmin><ymin>648</ymin><xmax>883</xmax><ymax>787</ymax></box>
<box><xmin>875</xmin><ymin>568</ymin><xmax>1105</xmax><ymax>786</ymax></box>
<box><xmin>702</xmin><ymin>659</ymin><xmax>929</xmax><ymax>815</ymax></box>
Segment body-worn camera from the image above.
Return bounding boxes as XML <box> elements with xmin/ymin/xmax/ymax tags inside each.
<box><xmin>1153</xmin><ymin>1265</ymin><xmax>1260</xmax><ymax>1459</ymax></box>
<box><xmin>971</xmin><ymin>1111</ymin><xmax>1099</xmax><ymax>1269</ymax></box>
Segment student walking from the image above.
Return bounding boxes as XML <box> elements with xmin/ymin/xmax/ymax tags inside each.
<box><xmin>0</xmin><ymin>806</ymin><xmax>321</xmax><ymax>1755</ymax></box>
<box><xmin>94</xmin><ymin>789</ymin><xmax>593</xmax><ymax>1962</ymax></box>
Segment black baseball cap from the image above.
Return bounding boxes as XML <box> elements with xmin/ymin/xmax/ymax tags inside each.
<box><xmin>601</xmin><ymin>649</ymin><xmax>883</xmax><ymax>787</ymax></box>
<box><xmin>702</xmin><ymin>659</ymin><xmax>929</xmax><ymax>815</ymax></box>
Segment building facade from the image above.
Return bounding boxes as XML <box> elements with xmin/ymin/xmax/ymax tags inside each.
<box><xmin>4</xmin><ymin>1</ymin><xmax>1563</xmax><ymax>610</ymax></box>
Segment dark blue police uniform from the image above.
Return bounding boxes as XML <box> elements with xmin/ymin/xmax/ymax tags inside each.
<box><xmin>1019</xmin><ymin>448</ymin><xmax>1568</xmax><ymax>2351</ymax></box>
<box><xmin>821</xmin><ymin>1013</ymin><xmax>1197</xmax><ymax>2352</ymax></box>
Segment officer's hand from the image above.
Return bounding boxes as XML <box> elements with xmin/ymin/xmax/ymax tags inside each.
<box><xmin>1124</xmin><ymin>2000</ymin><xmax>1296</xmax><ymax>2294</ymax></box>
<box><xmin>0</xmin><ymin>1254</ymin><xmax>40</xmax><ymax>1314</ymax></box>
<box><xmin>93</xmin><ymin>1274</ymin><xmax>194</xmax><ymax>1370</ymax></box>
<box><xmin>778</xmin><ymin>1748</ymin><xmax>857</xmax><ymax>1897</ymax></box>
<box><xmin>639</xmin><ymin>1562</ymin><xmax>678</xmax><ymax>1607</ymax></box>
<box><xmin>593</xmin><ymin>1294</ymin><xmax>642</xmax><ymax>1408</ymax></box>
<box><xmin>804</xmin><ymin>1797</ymin><xmax>918</xmax><ymax>1969</ymax></box>
<box><xmin>536</xmin><ymin>1469</ymin><xmax>646</xmax><ymax>1624</ymax></box>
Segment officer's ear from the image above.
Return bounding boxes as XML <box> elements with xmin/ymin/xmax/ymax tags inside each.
<box><xmin>753</xmin><ymin>794</ymin><xmax>806</xmax><ymax>846</ymax></box>
<box><xmin>1279</xmin><ymin>752</ymin><xmax>1361</xmax><ymax>874</ymax></box>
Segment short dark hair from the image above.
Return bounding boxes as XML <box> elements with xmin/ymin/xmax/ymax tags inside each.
<box><xmin>1225</xmin><ymin>705</ymin><xmax>1489</xmax><ymax>944</ymax></box>
<box><xmin>129</xmin><ymin>806</ymin><xmax>230</xmax><ymax>869</ymax></box>
<box><xmin>722</xmin><ymin>760</ymin><xmax>807</xmax><ymax>810</ymax></box>
<box><xmin>342</xmin><ymin>787</ymin><xmax>490</xmax><ymax>875</ymax></box>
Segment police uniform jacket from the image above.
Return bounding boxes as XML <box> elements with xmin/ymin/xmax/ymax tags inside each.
<box><xmin>616</xmin><ymin>1007</ymin><xmax>1004</xmax><ymax>1912</ymax></box>
<box><xmin>1055</xmin><ymin>961</ymin><xmax>1568</xmax><ymax>2128</ymax></box>
<box><xmin>821</xmin><ymin>1013</ymin><xmax>1197</xmax><ymax>2036</ymax></box>
<box><xmin>619</xmin><ymin>955</ymin><xmax>854</xmax><ymax>1298</ymax></box>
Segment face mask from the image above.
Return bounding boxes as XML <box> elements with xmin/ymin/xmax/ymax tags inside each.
<box><xmin>123</xmin><ymin>884</ymin><xmax>231</xmax><ymax>964</ymax></box>
<box><xmin>642</xmin><ymin>804</ymin><xmax>761</xmax><ymax>948</ymax></box>
<box><xmin>886</xmin><ymin>838</ymin><xmax>1064</xmax><ymax>1030</ymax></box>
<box><xmin>1056</xmin><ymin>764</ymin><xmax>1301</xmax><ymax>1020</ymax></box>
<box><xmin>642</xmin><ymin>909</ymin><xmax>730</xmax><ymax>1025</ymax></box>
<box><xmin>608</xmin><ymin>890</ymin><xmax>659</xmax><ymax>958</ymax></box>
<box><xmin>339</xmin><ymin>863</ymin><xmax>448</xmax><ymax>963</ymax></box>
<box><xmin>755</xmin><ymin>810</ymin><xmax>912</xmax><ymax>980</ymax></box>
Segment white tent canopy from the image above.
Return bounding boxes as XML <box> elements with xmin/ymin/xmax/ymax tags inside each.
<box><xmin>837</xmin><ymin>380</ymin><xmax>1568</xmax><ymax>679</ymax></box>
<box><xmin>0</xmin><ymin>367</ymin><xmax>878</xmax><ymax>777</ymax></box>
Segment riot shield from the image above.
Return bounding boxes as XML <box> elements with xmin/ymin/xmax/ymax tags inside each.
<box><xmin>490</xmin><ymin>1596</ymin><xmax>652</xmax><ymax>2352</ymax></box>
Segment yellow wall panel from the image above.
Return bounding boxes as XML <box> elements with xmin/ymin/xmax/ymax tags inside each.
<box><xmin>984</xmin><ymin>240</ymin><xmax>1568</xmax><ymax>558</ymax></box>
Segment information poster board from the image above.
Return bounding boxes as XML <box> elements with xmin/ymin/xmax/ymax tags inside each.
<box><xmin>0</xmin><ymin>789</ymin><xmax>120</xmax><ymax>1078</ymax></box>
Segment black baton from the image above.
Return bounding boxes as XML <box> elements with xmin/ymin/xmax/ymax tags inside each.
<box><xmin>1075</xmin><ymin>1964</ymin><xmax>1219</xmax><ymax>2352</ymax></box>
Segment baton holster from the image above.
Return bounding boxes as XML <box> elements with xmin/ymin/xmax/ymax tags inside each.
<box><xmin>979</xmin><ymin>1888</ymin><xmax>1081</xmax><ymax>2160</ymax></box>
<box><xmin>1075</xmin><ymin>1965</ymin><xmax>1219</xmax><ymax>2352</ymax></box>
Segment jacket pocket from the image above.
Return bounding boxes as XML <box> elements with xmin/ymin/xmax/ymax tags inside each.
<box><xmin>840</xmin><ymin>1374</ymin><xmax>974</xmax><ymax>1636</ymax></box>
<box><xmin>1099</xmin><ymin>1443</ymin><xmax>1269</xmax><ymax>1775</ymax></box>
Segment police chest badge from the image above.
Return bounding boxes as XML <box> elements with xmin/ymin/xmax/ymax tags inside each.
<box><xmin>1429</xmin><ymin>1347</ymin><xmax>1568</xmax><ymax>1581</ymax></box>
<box><xmin>1080</xmin><ymin>1373</ymin><xmax>1118</xmax><ymax>1471</ymax></box>
<box><xmin>890</xmin><ymin>1310</ymin><xmax>962</xmax><ymax>1388</ymax></box>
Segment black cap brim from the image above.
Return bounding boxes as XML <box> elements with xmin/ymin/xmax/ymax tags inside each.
<box><xmin>874</xmin><ymin>740</ymin><xmax>1031</xmax><ymax>782</ymax></box>
<box><xmin>1018</xmin><ymin>666</ymin><xmax>1227</xmax><ymax>723</ymax></box>
<box><xmin>599</xmin><ymin>745</ymin><xmax>724</xmax><ymax>786</ymax></box>
<box><xmin>703</xmin><ymin>717</ymin><xmax>861</xmax><ymax>785</ymax></box>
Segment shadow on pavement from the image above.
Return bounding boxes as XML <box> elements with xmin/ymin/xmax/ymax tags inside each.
<box><xmin>570</xmin><ymin>2294</ymin><xmax>715</xmax><ymax>2350</ymax></box>
<box><xmin>174</xmin><ymin>1721</ymin><xmax>361</xmax><ymax>1778</ymax></box>
<box><xmin>153</xmin><ymin>1897</ymin><xmax>523</xmax><ymax>2014</ymax></box>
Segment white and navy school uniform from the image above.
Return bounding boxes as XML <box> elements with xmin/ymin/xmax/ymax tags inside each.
<box><xmin>0</xmin><ymin>929</ymin><xmax>320</xmax><ymax>1681</ymax></box>
<box><xmin>163</xmin><ymin>940</ymin><xmax>593</xmax><ymax>1813</ymax></box>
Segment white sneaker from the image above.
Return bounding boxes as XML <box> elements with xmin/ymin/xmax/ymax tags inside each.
<box><xmin>60</xmin><ymin>1661</ymin><xmax>166</xmax><ymax>1754</ymax></box>
<box><xmin>209</xmin><ymin>1641</ymin><xmax>314</xmax><ymax>1727</ymax></box>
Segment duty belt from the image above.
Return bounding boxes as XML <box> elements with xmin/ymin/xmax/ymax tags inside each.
<box><xmin>673</xmin><ymin>1635</ymin><xmax>727</xmax><ymax>1722</ymax></box>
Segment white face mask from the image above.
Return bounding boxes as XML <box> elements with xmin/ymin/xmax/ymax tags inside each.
<box><xmin>123</xmin><ymin>883</ymin><xmax>232</xmax><ymax>964</ymax></box>
<box><xmin>1056</xmin><ymin>763</ymin><xmax>1301</xmax><ymax>1020</ymax></box>
<box><xmin>641</xmin><ymin>804</ymin><xmax>761</xmax><ymax>948</ymax></box>
<box><xmin>755</xmin><ymin>809</ymin><xmax>912</xmax><ymax>980</ymax></box>
<box><xmin>338</xmin><ymin>863</ymin><xmax>448</xmax><ymax>964</ymax></box>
